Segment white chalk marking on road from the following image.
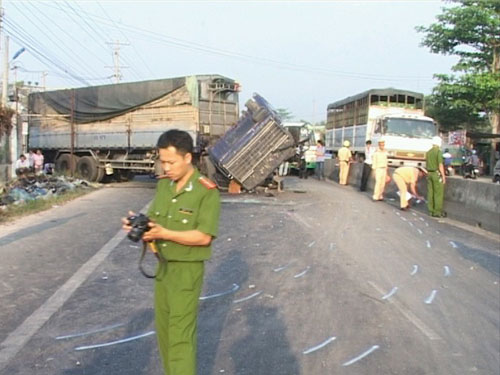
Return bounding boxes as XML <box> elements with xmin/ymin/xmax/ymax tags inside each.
<box><xmin>417</xmin><ymin>228</ymin><xmax>423</xmax><ymax>235</ymax></box>
<box><xmin>74</xmin><ymin>331</ymin><xmax>155</xmax><ymax>351</ymax></box>
<box><xmin>233</xmin><ymin>291</ymin><xmax>262</xmax><ymax>304</ymax></box>
<box><xmin>382</xmin><ymin>287</ymin><xmax>398</xmax><ymax>300</ymax></box>
<box><xmin>425</xmin><ymin>222</ymin><xmax>429</xmax><ymax>227</ymax></box>
<box><xmin>419</xmin><ymin>217</ymin><xmax>425</xmax><ymax>221</ymax></box>
<box><xmin>435</xmin><ymin>230</ymin><xmax>440</xmax><ymax>234</ymax></box>
<box><xmin>412</xmin><ymin>212</ymin><xmax>417</xmax><ymax>217</ymax></box>
<box><xmin>449</xmin><ymin>241</ymin><xmax>458</xmax><ymax>248</ymax></box>
<box><xmin>302</xmin><ymin>336</ymin><xmax>336</xmax><ymax>354</ymax></box>
<box><xmin>410</xmin><ymin>265</ymin><xmax>419</xmax><ymax>276</ymax></box>
<box><xmin>426</xmin><ymin>240</ymin><xmax>431</xmax><ymax>248</ymax></box>
<box><xmin>400</xmin><ymin>216</ymin><xmax>407</xmax><ymax>221</ymax></box>
<box><xmin>273</xmin><ymin>264</ymin><xmax>290</xmax><ymax>272</ymax></box>
<box><xmin>329</xmin><ymin>243</ymin><xmax>335</xmax><ymax>251</ymax></box>
<box><xmin>308</xmin><ymin>241</ymin><xmax>316</xmax><ymax>248</ymax></box>
<box><xmin>443</xmin><ymin>266</ymin><xmax>451</xmax><ymax>277</ymax></box>
<box><xmin>408</xmin><ymin>221</ymin><xmax>414</xmax><ymax>227</ymax></box>
<box><xmin>129</xmin><ymin>245</ymin><xmax>139</xmax><ymax>249</ymax></box>
<box><xmin>375</xmin><ymin>227</ymin><xmax>381</xmax><ymax>231</ymax></box>
<box><xmin>368</xmin><ymin>281</ymin><xmax>441</xmax><ymax>340</ymax></box>
<box><xmin>56</xmin><ymin>323</ymin><xmax>125</xmax><ymax>340</ymax></box>
<box><xmin>395</xmin><ymin>211</ymin><xmax>401</xmax><ymax>216</ymax></box>
<box><xmin>342</xmin><ymin>345</ymin><xmax>380</xmax><ymax>366</ymax></box>
<box><xmin>199</xmin><ymin>283</ymin><xmax>240</xmax><ymax>301</ymax></box>
<box><xmin>294</xmin><ymin>266</ymin><xmax>311</xmax><ymax>279</ymax></box>
<box><xmin>286</xmin><ymin>211</ymin><xmax>312</xmax><ymax>229</ymax></box>
<box><xmin>425</xmin><ymin>290</ymin><xmax>438</xmax><ymax>304</ymax></box>
<box><xmin>0</xmin><ymin>202</ymin><xmax>152</xmax><ymax>372</ymax></box>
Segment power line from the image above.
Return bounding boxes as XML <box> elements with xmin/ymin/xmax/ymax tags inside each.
<box><xmin>11</xmin><ymin>2</ymin><xmax>107</xmax><ymax>84</ymax></box>
<box><xmin>3</xmin><ymin>18</ymin><xmax>91</xmax><ymax>86</ymax></box>
<box><xmin>37</xmin><ymin>3</ymin><xmax>435</xmax><ymax>82</ymax></box>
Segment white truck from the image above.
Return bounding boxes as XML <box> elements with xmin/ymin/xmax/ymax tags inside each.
<box><xmin>325</xmin><ymin>88</ymin><xmax>437</xmax><ymax>167</ymax></box>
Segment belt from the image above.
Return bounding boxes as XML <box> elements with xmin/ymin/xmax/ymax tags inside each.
<box><xmin>427</xmin><ymin>170</ymin><xmax>437</xmax><ymax>172</ymax></box>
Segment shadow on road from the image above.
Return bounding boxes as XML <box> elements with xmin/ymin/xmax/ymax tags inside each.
<box><xmin>198</xmin><ymin>250</ymin><xmax>248</xmax><ymax>375</ymax></box>
<box><xmin>61</xmin><ymin>308</ymin><xmax>156</xmax><ymax>375</ymax></box>
<box><xmin>455</xmin><ymin>241</ymin><xmax>500</xmax><ymax>277</ymax></box>
<box><xmin>230</xmin><ymin>304</ymin><xmax>300</xmax><ymax>375</ymax></box>
<box><xmin>0</xmin><ymin>212</ymin><xmax>87</xmax><ymax>246</ymax></box>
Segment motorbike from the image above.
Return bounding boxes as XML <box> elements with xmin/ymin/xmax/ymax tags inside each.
<box><xmin>462</xmin><ymin>162</ymin><xmax>479</xmax><ymax>179</ymax></box>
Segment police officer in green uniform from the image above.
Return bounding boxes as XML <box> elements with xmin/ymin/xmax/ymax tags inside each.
<box><xmin>123</xmin><ymin>129</ymin><xmax>220</xmax><ymax>375</ymax></box>
<box><xmin>426</xmin><ymin>136</ymin><xmax>446</xmax><ymax>217</ymax></box>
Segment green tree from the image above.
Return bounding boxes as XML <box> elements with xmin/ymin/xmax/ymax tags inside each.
<box><xmin>417</xmin><ymin>0</ymin><xmax>500</xmax><ymax>164</ymax></box>
<box><xmin>276</xmin><ymin>108</ymin><xmax>294</xmax><ymax>121</ymax></box>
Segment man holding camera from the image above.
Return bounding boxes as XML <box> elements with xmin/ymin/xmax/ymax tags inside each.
<box><xmin>123</xmin><ymin>129</ymin><xmax>220</xmax><ymax>375</ymax></box>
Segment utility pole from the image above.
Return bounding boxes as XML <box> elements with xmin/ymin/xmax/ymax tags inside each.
<box><xmin>105</xmin><ymin>40</ymin><xmax>128</xmax><ymax>83</ymax></box>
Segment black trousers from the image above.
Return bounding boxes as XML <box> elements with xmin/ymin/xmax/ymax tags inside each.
<box><xmin>360</xmin><ymin>163</ymin><xmax>371</xmax><ymax>191</ymax></box>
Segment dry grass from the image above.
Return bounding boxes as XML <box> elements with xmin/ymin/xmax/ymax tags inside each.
<box><xmin>0</xmin><ymin>189</ymin><xmax>94</xmax><ymax>224</ymax></box>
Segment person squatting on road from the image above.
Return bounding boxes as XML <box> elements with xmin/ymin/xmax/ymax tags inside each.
<box><xmin>392</xmin><ymin>166</ymin><xmax>427</xmax><ymax>211</ymax></box>
<box><xmin>426</xmin><ymin>136</ymin><xmax>446</xmax><ymax>217</ymax></box>
<box><xmin>338</xmin><ymin>140</ymin><xmax>352</xmax><ymax>185</ymax></box>
<box><xmin>360</xmin><ymin>140</ymin><xmax>374</xmax><ymax>192</ymax></box>
<box><xmin>122</xmin><ymin>130</ymin><xmax>220</xmax><ymax>375</ymax></box>
<box><xmin>315</xmin><ymin>139</ymin><xmax>326</xmax><ymax>180</ymax></box>
<box><xmin>371</xmin><ymin>138</ymin><xmax>388</xmax><ymax>201</ymax></box>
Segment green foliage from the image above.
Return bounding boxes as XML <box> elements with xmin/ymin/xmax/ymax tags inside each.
<box><xmin>276</xmin><ymin>108</ymin><xmax>294</xmax><ymax>121</ymax></box>
<box><xmin>417</xmin><ymin>0</ymin><xmax>500</xmax><ymax>133</ymax></box>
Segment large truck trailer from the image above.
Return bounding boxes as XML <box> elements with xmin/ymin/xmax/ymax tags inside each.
<box><xmin>325</xmin><ymin>88</ymin><xmax>437</xmax><ymax>167</ymax></box>
<box><xmin>27</xmin><ymin>75</ymin><xmax>240</xmax><ymax>181</ymax></box>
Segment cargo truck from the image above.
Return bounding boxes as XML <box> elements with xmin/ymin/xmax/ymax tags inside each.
<box><xmin>325</xmin><ymin>88</ymin><xmax>437</xmax><ymax>167</ymax></box>
<box><xmin>27</xmin><ymin>75</ymin><xmax>240</xmax><ymax>181</ymax></box>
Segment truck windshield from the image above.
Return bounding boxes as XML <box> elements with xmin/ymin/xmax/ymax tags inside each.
<box><xmin>384</xmin><ymin>118</ymin><xmax>436</xmax><ymax>138</ymax></box>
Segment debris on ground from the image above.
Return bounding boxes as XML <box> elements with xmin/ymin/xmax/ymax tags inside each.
<box><xmin>0</xmin><ymin>174</ymin><xmax>99</xmax><ymax>209</ymax></box>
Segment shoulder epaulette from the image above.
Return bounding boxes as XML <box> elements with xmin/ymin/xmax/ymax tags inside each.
<box><xmin>198</xmin><ymin>176</ymin><xmax>217</xmax><ymax>189</ymax></box>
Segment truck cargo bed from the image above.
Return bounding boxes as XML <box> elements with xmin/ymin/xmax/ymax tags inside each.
<box><xmin>209</xmin><ymin>94</ymin><xmax>296</xmax><ymax>190</ymax></box>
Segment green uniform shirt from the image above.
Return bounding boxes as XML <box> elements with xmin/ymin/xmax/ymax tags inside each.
<box><xmin>147</xmin><ymin>168</ymin><xmax>220</xmax><ymax>261</ymax></box>
<box><xmin>426</xmin><ymin>146</ymin><xmax>443</xmax><ymax>171</ymax></box>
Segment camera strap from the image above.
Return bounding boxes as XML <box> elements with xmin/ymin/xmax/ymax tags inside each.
<box><xmin>139</xmin><ymin>241</ymin><xmax>165</xmax><ymax>279</ymax></box>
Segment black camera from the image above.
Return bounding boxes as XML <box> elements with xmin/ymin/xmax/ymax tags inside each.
<box><xmin>126</xmin><ymin>213</ymin><xmax>151</xmax><ymax>242</ymax></box>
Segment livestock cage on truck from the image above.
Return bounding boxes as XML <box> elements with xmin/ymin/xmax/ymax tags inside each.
<box><xmin>325</xmin><ymin>88</ymin><xmax>437</xmax><ymax>167</ymax></box>
<box><xmin>27</xmin><ymin>75</ymin><xmax>240</xmax><ymax>181</ymax></box>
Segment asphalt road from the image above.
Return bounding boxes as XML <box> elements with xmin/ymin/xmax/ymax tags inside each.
<box><xmin>0</xmin><ymin>176</ymin><xmax>499</xmax><ymax>375</ymax></box>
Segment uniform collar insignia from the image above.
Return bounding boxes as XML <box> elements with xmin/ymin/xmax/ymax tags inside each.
<box><xmin>185</xmin><ymin>182</ymin><xmax>193</xmax><ymax>192</ymax></box>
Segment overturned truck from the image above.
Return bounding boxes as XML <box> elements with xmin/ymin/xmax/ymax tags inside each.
<box><xmin>28</xmin><ymin>75</ymin><xmax>240</xmax><ymax>181</ymax></box>
<box><xmin>208</xmin><ymin>94</ymin><xmax>296</xmax><ymax>191</ymax></box>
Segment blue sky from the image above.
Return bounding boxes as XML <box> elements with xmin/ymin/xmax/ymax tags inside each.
<box><xmin>4</xmin><ymin>0</ymin><xmax>457</xmax><ymax>122</ymax></box>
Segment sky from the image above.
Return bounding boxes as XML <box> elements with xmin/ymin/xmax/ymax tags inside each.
<box><xmin>3</xmin><ymin>0</ymin><xmax>458</xmax><ymax>123</ymax></box>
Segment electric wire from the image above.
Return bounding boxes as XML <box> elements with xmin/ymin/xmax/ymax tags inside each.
<box><xmin>3</xmin><ymin>18</ymin><xmax>91</xmax><ymax>86</ymax></box>
<box><xmin>97</xmin><ymin>0</ymin><xmax>154</xmax><ymax>78</ymax></box>
<box><xmin>38</xmin><ymin>3</ymin><xmax>434</xmax><ymax>82</ymax></box>
<box><xmin>63</xmin><ymin>0</ymin><xmax>142</xmax><ymax>81</ymax></box>
<box><xmin>11</xmin><ymin>2</ymin><xmax>107</xmax><ymax>84</ymax></box>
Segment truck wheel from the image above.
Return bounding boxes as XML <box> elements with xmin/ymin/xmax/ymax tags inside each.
<box><xmin>252</xmin><ymin>107</ymin><xmax>268</xmax><ymax>123</ymax></box>
<box><xmin>55</xmin><ymin>154</ymin><xmax>78</xmax><ymax>175</ymax></box>
<box><xmin>76</xmin><ymin>156</ymin><xmax>99</xmax><ymax>181</ymax></box>
<box><xmin>95</xmin><ymin>167</ymin><xmax>104</xmax><ymax>182</ymax></box>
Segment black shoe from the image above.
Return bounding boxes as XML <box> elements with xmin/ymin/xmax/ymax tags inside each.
<box><xmin>400</xmin><ymin>206</ymin><xmax>409</xmax><ymax>211</ymax></box>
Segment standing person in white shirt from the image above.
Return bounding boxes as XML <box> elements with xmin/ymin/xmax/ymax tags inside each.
<box><xmin>315</xmin><ymin>140</ymin><xmax>326</xmax><ymax>180</ymax></box>
<box><xmin>360</xmin><ymin>140</ymin><xmax>375</xmax><ymax>191</ymax></box>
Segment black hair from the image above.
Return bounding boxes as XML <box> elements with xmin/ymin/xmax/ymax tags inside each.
<box><xmin>19</xmin><ymin>154</ymin><xmax>25</xmax><ymax>158</ymax></box>
<box><xmin>366</xmin><ymin>140</ymin><xmax>372</xmax><ymax>145</ymax></box>
<box><xmin>317</xmin><ymin>139</ymin><xmax>323</xmax><ymax>145</ymax></box>
<box><xmin>156</xmin><ymin>129</ymin><xmax>194</xmax><ymax>155</ymax></box>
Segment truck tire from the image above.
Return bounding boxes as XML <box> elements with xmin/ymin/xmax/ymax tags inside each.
<box><xmin>252</xmin><ymin>107</ymin><xmax>268</xmax><ymax>123</ymax></box>
<box><xmin>76</xmin><ymin>156</ymin><xmax>99</xmax><ymax>181</ymax></box>
<box><xmin>55</xmin><ymin>154</ymin><xmax>78</xmax><ymax>175</ymax></box>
